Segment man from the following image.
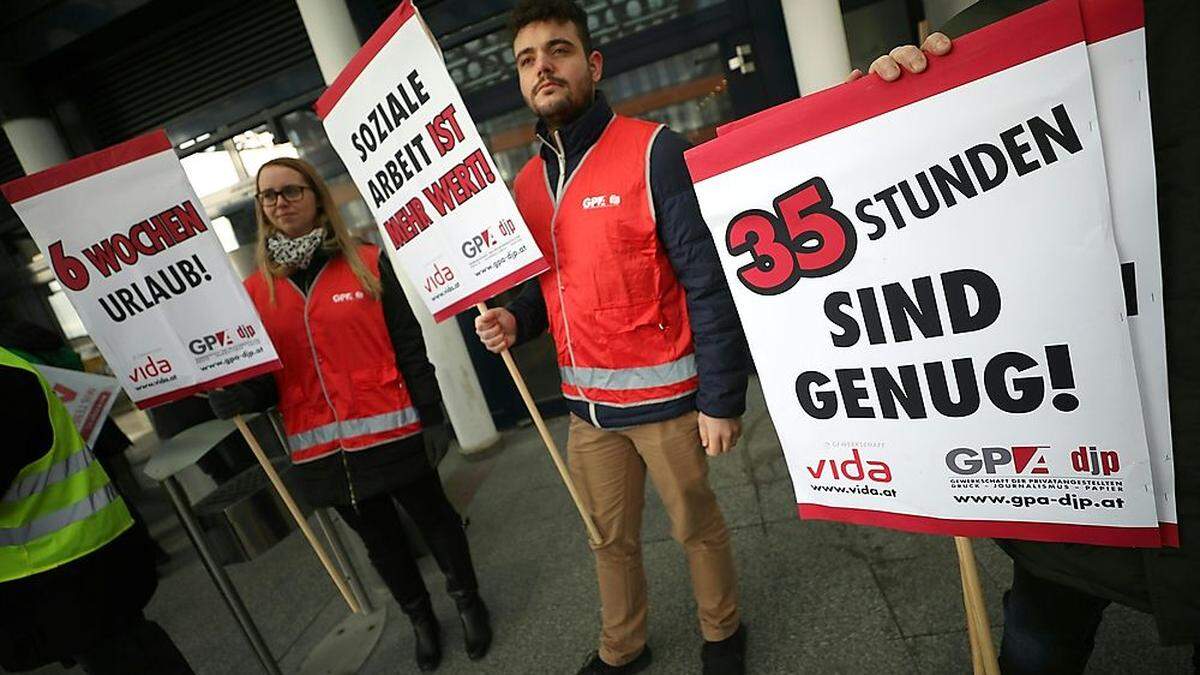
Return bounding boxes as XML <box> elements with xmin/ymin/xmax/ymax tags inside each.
<box><xmin>863</xmin><ymin>2</ymin><xmax>1199</xmax><ymax>672</ymax></box>
<box><xmin>475</xmin><ymin>1</ymin><xmax>750</xmax><ymax>673</ymax></box>
<box><xmin>0</xmin><ymin>347</ymin><xmax>193</xmax><ymax>674</ymax></box>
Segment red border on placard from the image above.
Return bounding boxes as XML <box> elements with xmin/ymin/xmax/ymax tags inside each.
<box><xmin>134</xmin><ymin>359</ymin><xmax>283</xmax><ymax>410</ymax></box>
<box><xmin>1080</xmin><ymin>0</ymin><xmax>1143</xmax><ymax>43</ymax></box>
<box><xmin>314</xmin><ymin>0</ymin><xmax>417</xmax><ymax>120</ymax></box>
<box><xmin>431</xmin><ymin>257</ymin><xmax>550</xmax><ymax>322</ymax></box>
<box><xmin>687</xmin><ymin>0</ymin><xmax>1084</xmax><ymax>183</ymax></box>
<box><xmin>1160</xmin><ymin>522</ymin><xmax>1180</xmax><ymax>547</ymax></box>
<box><xmin>0</xmin><ymin>130</ymin><xmax>172</xmax><ymax>204</ymax></box>
<box><xmin>798</xmin><ymin>503</ymin><xmax>1163</xmax><ymax>547</ymax></box>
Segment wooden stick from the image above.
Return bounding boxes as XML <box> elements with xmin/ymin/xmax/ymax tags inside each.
<box><xmin>954</xmin><ymin>536</ymin><xmax>999</xmax><ymax>675</ymax></box>
<box><xmin>233</xmin><ymin>415</ymin><xmax>361</xmax><ymax>614</ymax></box>
<box><xmin>476</xmin><ymin>303</ymin><xmax>601</xmax><ymax>545</ymax></box>
<box><xmin>959</xmin><ymin>548</ymin><xmax>985</xmax><ymax>674</ymax></box>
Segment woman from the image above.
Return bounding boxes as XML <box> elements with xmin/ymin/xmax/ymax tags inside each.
<box><xmin>208</xmin><ymin>157</ymin><xmax>490</xmax><ymax>671</ymax></box>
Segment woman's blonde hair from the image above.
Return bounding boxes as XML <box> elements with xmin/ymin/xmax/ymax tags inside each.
<box><xmin>253</xmin><ymin>157</ymin><xmax>381</xmax><ymax>303</ymax></box>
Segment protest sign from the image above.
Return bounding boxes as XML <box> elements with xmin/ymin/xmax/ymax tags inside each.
<box><xmin>1079</xmin><ymin>0</ymin><xmax>1176</xmax><ymax>545</ymax></box>
<box><xmin>315</xmin><ymin>0</ymin><xmax>548</xmax><ymax>322</ymax></box>
<box><xmin>685</xmin><ymin>0</ymin><xmax>1159</xmax><ymax>547</ymax></box>
<box><xmin>1</xmin><ymin>131</ymin><xmax>281</xmax><ymax>409</ymax></box>
<box><xmin>34</xmin><ymin>365</ymin><xmax>121</xmax><ymax>448</ymax></box>
<box><xmin>717</xmin><ymin>0</ymin><xmax>1177</xmax><ymax>546</ymax></box>
<box><xmin>313</xmin><ymin>1</ymin><xmax>598</xmax><ymax>544</ymax></box>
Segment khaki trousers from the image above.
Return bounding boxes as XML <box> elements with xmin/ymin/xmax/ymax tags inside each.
<box><xmin>567</xmin><ymin>411</ymin><xmax>740</xmax><ymax>665</ymax></box>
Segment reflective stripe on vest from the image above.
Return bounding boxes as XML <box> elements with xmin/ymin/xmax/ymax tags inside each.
<box><xmin>287</xmin><ymin>406</ymin><xmax>421</xmax><ymax>453</ymax></box>
<box><xmin>560</xmin><ymin>353</ymin><xmax>697</xmax><ymax>392</ymax></box>
<box><xmin>0</xmin><ymin>348</ymin><xmax>133</xmax><ymax>582</ymax></box>
<box><xmin>2</xmin><ymin>447</ymin><xmax>97</xmax><ymax>504</ymax></box>
<box><xmin>0</xmin><ymin>483</ymin><xmax>118</xmax><ymax>547</ymax></box>
<box><xmin>245</xmin><ymin>247</ymin><xmax>422</xmax><ymax>464</ymax></box>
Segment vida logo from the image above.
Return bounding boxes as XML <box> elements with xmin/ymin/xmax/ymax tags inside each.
<box><xmin>130</xmin><ymin>355</ymin><xmax>172</xmax><ymax>382</ymax></box>
<box><xmin>807</xmin><ymin>448</ymin><xmax>892</xmax><ymax>483</ymax></box>
<box><xmin>423</xmin><ymin>263</ymin><xmax>456</xmax><ymax>292</ymax></box>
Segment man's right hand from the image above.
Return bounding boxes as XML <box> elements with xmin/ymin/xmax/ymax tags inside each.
<box><xmin>475</xmin><ymin>307</ymin><xmax>517</xmax><ymax>353</ymax></box>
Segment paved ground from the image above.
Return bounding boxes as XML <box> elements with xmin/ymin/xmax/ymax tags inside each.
<box><xmin>11</xmin><ymin>378</ymin><xmax>1193</xmax><ymax>674</ymax></box>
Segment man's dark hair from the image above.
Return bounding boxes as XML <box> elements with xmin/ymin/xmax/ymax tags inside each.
<box><xmin>508</xmin><ymin>0</ymin><xmax>594</xmax><ymax>54</ymax></box>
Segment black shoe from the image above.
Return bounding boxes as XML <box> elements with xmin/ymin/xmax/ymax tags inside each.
<box><xmin>701</xmin><ymin>624</ymin><xmax>746</xmax><ymax>675</ymax></box>
<box><xmin>453</xmin><ymin>592</ymin><xmax>492</xmax><ymax>660</ymax></box>
<box><xmin>402</xmin><ymin>598</ymin><xmax>442</xmax><ymax>672</ymax></box>
<box><xmin>576</xmin><ymin>646</ymin><xmax>652</xmax><ymax>675</ymax></box>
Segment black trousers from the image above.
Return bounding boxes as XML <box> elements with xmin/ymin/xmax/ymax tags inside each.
<box><xmin>335</xmin><ymin>470</ymin><xmax>478</xmax><ymax>614</ymax></box>
<box><xmin>74</xmin><ymin>612</ymin><xmax>192</xmax><ymax>675</ymax></box>
<box><xmin>1000</xmin><ymin>561</ymin><xmax>1200</xmax><ymax>674</ymax></box>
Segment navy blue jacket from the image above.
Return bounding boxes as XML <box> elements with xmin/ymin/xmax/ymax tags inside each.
<box><xmin>508</xmin><ymin>92</ymin><xmax>750</xmax><ymax>429</ymax></box>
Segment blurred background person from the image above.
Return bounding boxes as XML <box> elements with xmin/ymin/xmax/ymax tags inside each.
<box><xmin>0</xmin><ymin>346</ymin><xmax>192</xmax><ymax>674</ymax></box>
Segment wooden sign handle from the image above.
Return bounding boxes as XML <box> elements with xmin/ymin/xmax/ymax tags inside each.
<box><xmin>233</xmin><ymin>415</ymin><xmax>362</xmax><ymax>614</ymax></box>
<box><xmin>955</xmin><ymin>536</ymin><xmax>999</xmax><ymax>675</ymax></box>
<box><xmin>476</xmin><ymin>303</ymin><xmax>601</xmax><ymax>545</ymax></box>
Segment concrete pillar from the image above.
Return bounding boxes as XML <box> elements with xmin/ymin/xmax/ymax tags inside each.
<box><xmin>780</xmin><ymin>0</ymin><xmax>853</xmax><ymax>95</ymax></box>
<box><xmin>295</xmin><ymin>0</ymin><xmax>500</xmax><ymax>452</ymax></box>
<box><xmin>3</xmin><ymin>117</ymin><xmax>70</xmax><ymax>173</ymax></box>
<box><xmin>295</xmin><ymin>0</ymin><xmax>364</xmax><ymax>85</ymax></box>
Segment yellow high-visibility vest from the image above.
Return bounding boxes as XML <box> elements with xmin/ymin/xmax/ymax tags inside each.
<box><xmin>0</xmin><ymin>347</ymin><xmax>133</xmax><ymax>582</ymax></box>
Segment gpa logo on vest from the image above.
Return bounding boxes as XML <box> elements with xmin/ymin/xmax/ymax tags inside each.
<box><xmin>581</xmin><ymin>194</ymin><xmax>621</xmax><ymax>210</ymax></box>
<box><xmin>331</xmin><ymin>290</ymin><xmax>366</xmax><ymax>303</ymax></box>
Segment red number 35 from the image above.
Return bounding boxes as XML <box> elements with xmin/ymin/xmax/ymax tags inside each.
<box><xmin>725</xmin><ymin>177</ymin><xmax>857</xmax><ymax>295</ymax></box>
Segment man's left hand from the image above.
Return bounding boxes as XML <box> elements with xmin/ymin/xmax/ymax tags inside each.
<box><xmin>698</xmin><ymin>413</ymin><xmax>741</xmax><ymax>456</ymax></box>
<box><xmin>845</xmin><ymin>32</ymin><xmax>952</xmax><ymax>83</ymax></box>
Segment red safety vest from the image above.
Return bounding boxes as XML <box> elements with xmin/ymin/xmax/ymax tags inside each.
<box><xmin>245</xmin><ymin>245</ymin><xmax>421</xmax><ymax>463</ymax></box>
<box><xmin>513</xmin><ymin>115</ymin><xmax>698</xmax><ymax>408</ymax></box>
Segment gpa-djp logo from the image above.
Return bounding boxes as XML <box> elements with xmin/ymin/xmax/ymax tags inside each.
<box><xmin>461</xmin><ymin>228</ymin><xmax>494</xmax><ymax>258</ymax></box>
<box><xmin>945</xmin><ymin>445</ymin><xmax>1050</xmax><ymax>475</ymax></box>
<box><xmin>1071</xmin><ymin>446</ymin><xmax>1120</xmax><ymax>476</ymax></box>
<box><xmin>188</xmin><ymin>325</ymin><xmax>258</xmax><ymax>355</ymax></box>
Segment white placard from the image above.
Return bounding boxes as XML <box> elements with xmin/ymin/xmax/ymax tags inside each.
<box><xmin>34</xmin><ymin>365</ymin><xmax>121</xmax><ymax>448</ymax></box>
<box><xmin>1084</xmin><ymin>5</ymin><xmax>1176</xmax><ymax>542</ymax></box>
<box><xmin>2</xmin><ymin>131</ymin><xmax>281</xmax><ymax>409</ymax></box>
<box><xmin>685</xmin><ymin>0</ymin><xmax>1159</xmax><ymax>546</ymax></box>
<box><xmin>316</xmin><ymin>1</ymin><xmax>548</xmax><ymax>322</ymax></box>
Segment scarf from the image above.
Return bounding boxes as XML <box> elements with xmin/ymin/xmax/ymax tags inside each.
<box><xmin>266</xmin><ymin>228</ymin><xmax>326</xmax><ymax>270</ymax></box>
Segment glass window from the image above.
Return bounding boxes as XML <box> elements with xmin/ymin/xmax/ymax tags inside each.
<box><xmin>234</xmin><ymin>128</ymin><xmax>300</xmax><ymax>179</ymax></box>
<box><xmin>479</xmin><ymin>41</ymin><xmax>733</xmax><ymax>183</ymax></box>
<box><xmin>443</xmin><ymin>0</ymin><xmax>726</xmax><ymax>95</ymax></box>
<box><xmin>180</xmin><ymin>146</ymin><xmax>240</xmax><ymax>197</ymax></box>
<box><xmin>179</xmin><ymin>125</ymin><xmax>305</xmax><ymax>254</ymax></box>
<box><xmin>211</xmin><ymin>216</ymin><xmax>240</xmax><ymax>252</ymax></box>
<box><xmin>47</xmin><ymin>281</ymin><xmax>87</xmax><ymax>340</ymax></box>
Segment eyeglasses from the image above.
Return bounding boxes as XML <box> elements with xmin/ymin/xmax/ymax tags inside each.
<box><xmin>256</xmin><ymin>184</ymin><xmax>310</xmax><ymax>205</ymax></box>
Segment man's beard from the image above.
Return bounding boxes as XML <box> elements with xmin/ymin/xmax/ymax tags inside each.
<box><xmin>533</xmin><ymin>80</ymin><xmax>592</xmax><ymax>127</ymax></box>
